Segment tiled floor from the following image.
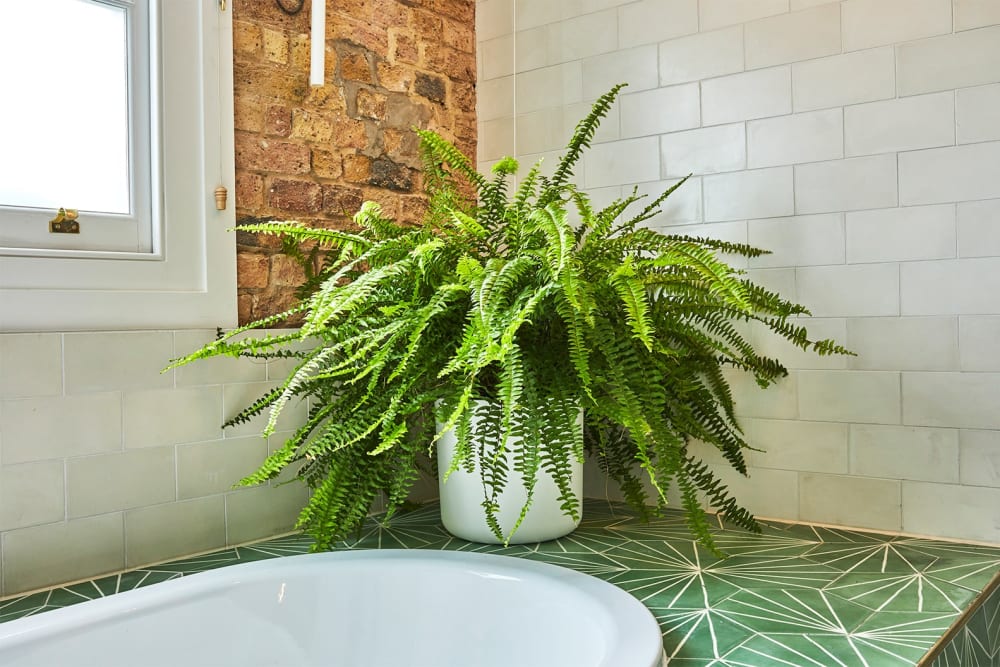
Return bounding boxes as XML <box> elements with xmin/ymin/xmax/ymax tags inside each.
<box><xmin>2</xmin><ymin>500</ymin><xmax>998</xmax><ymax>666</ymax></box>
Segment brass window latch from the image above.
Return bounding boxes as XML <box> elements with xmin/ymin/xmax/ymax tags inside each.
<box><xmin>49</xmin><ymin>208</ymin><xmax>80</xmax><ymax>234</ymax></box>
<box><xmin>215</xmin><ymin>186</ymin><xmax>228</xmax><ymax>210</ymax></box>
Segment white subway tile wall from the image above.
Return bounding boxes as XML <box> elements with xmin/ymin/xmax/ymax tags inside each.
<box><xmin>0</xmin><ymin>330</ymin><xmax>309</xmax><ymax>596</ymax></box>
<box><xmin>504</xmin><ymin>0</ymin><xmax>1000</xmax><ymax>544</ymax></box>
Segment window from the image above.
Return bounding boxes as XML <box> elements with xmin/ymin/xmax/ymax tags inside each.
<box><xmin>0</xmin><ymin>0</ymin><xmax>237</xmax><ymax>331</ymax></box>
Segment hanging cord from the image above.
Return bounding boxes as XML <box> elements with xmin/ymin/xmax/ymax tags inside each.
<box><xmin>275</xmin><ymin>0</ymin><xmax>305</xmax><ymax>14</ymax></box>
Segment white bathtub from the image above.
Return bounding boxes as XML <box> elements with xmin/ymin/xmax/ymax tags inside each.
<box><xmin>0</xmin><ymin>550</ymin><xmax>665</xmax><ymax>667</ymax></box>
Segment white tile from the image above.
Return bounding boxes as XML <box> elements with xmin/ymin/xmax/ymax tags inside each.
<box><xmin>748</xmin><ymin>318</ymin><xmax>851</xmax><ymax>371</ymax></box>
<box><xmin>476</xmin><ymin>0</ymin><xmax>513</xmax><ymax>42</ymax></box>
<box><xmin>618</xmin><ymin>0</ymin><xmax>698</xmax><ymax>48</ymax></box>
<box><xmin>0</xmin><ymin>334</ymin><xmax>62</xmax><ymax>398</ymax></box>
<box><xmin>747</xmin><ymin>418</ymin><xmax>849</xmax><ymax>473</ymax></box>
<box><xmin>2</xmin><ymin>514</ymin><xmax>124</xmax><ymax>595</ymax></box>
<box><xmin>582</xmin><ymin>46</ymin><xmax>658</xmax><ymax>100</ymax></box>
<box><xmin>479</xmin><ymin>116</ymin><xmax>515</xmax><ymax>161</ymax></box>
<box><xmin>67</xmin><ymin>448</ymin><xmax>175</xmax><ymax>519</ymax></box>
<box><xmin>795</xmin><ymin>154</ymin><xmax>898</xmax><ymax>214</ymax></box>
<box><xmin>848</xmin><ymin>317</ymin><xmax>959</xmax><ymax>371</ymax></box>
<box><xmin>897</xmin><ymin>26</ymin><xmax>1000</xmax><ymax>96</ymax></box>
<box><xmin>792</xmin><ymin>47</ymin><xmax>895</xmax><ymax>112</ymax></box>
<box><xmin>699</xmin><ymin>0</ymin><xmax>790</xmax><ymax>31</ymax></box>
<box><xmin>0</xmin><ymin>461</ymin><xmax>65</xmax><ymax>531</ymax></box>
<box><xmin>845</xmin><ymin>92</ymin><xmax>955</xmax><ymax>157</ymax></box>
<box><xmin>124</xmin><ymin>386</ymin><xmax>224</xmax><ymax>449</ymax></box>
<box><xmin>791</xmin><ymin>0</ymin><xmax>837</xmax><ymax>8</ymax></box>
<box><xmin>959</xmin><ymin>430</ymin><xmax>1000</xmax><ymax>487</ymax></box>
<box><xmin>727</xmin><ymin>369</ymin><xmax>799</xmax><ymax>419</ymax></box>
<box><xmin>635</xmin><ymin>178</ymin><xmax>703</xmax><ymax>226</ymax></box>
<box><xmin>800</xmin><ymin>473</ymin><xmax>901</xmax><ymax>531</ymax></box>
<box><xmin>850</xmin><ymin>424</ymin><xmax>959</xmax><ymax>482</ymax></box>
<box><xmin>482</xmin><ymin>33</ymin><xmax>515</xmax><ymax>79</ymax></box>
<box><xmin>797</xmin><ymin>264</ymin><xmax>899</xmax><ymax>317</ymax></box>
<box><xmin>125</xmin><ymin>497</ymin><xmax>226</xmax><ymax>568</ymax></box>
<box><xmin>225</xmin><ymin>482</ymin><xmax>310</xmax><ymax>545</ymax></box>
<box><xmin>956</xmin><ymin>84</ymin><xmax>1000</xmax><ymax>144</ymax></box>
<box><xmin>514</xmin><ymin>0</ymin><xmax>562</xmax><ymax>30</ymax></box>
<box><xmin>704</xmin><ymin>464</ymin><xmax>800</xmax><ymax>521</ymax></box>
<box><xmin>661</xmin><ymin>124</ymin><xmax>746</xmax><ymax>177</ymax></box>
<box><xmin>64</xmin><ymin>332</ymin><xmax>173</xmax><ymax>394</ymax></box>
<box><xmin>620</xmin><ymin>84</ymin><xmax>700</xmax><ymax>138</ymax></box>
<box><xmin>702</xmin><ymin>67</ymin><xmax>792</xmax><ymax>126</ymax></box>
<box><xmin>1</xmin><ymin>392</ymin><xmax>122</xmax><ymax>464</ymax></box>
<box><xmin>514</xmin><ymin>25</ymin><xmax>548</xmax><ymax>73</ymax></box>
<box><xmin>748</xmin><ymin>214</ymin><xmax>845</xmax><ymax>268</ymax></box>
<box><xmin>177</xmin><ymin>436</ymin><xmax>268</xmax><ymax>500</ymax></box>
<box><xmin>173</xmin><ymin>331</ymin><xmax>268</xmax><ymax>387</ymax></box>
<box><xmin>954</xmin><ymin>0</ymin><xmax>1000</xmax><ymax>31</ymax></box>
<box><xmin>748</xmin><ymin>268</ymin><xmax>797</xmax><ymax>302</ymax></box>
<box><xmin>477</xmin><ymin>75</ymin><xmax>515</xmax><ymax>121</ymax></box>
<box><xmin>846</xmin><ymin>204</ymin><xmax>957</xmax><ymax>263</ymax></box>
<box><xmin>902</xmin><ymin>482</ymin><xmax>1000</xmax><ymax>543</ymax></box>
<box><xmin>842</xmin><ymin>0</ymin><xmax>952</xmax><ymax>52</ymax></box>
<box><xmin>958</xmin><ymin>199</ymin><xmax>1000</xmax><ymax>258</ymax></box>
<box><xmin>747</xmin><ymin>109</ymin><xmax>844</xmax><ymax>168</ymax></box>
<box><xmin>515</xmin><ymin>108</ymin><xmax>562</xmax><ymax>155</ymax></box>
<box><xmin>515</xmin><ymin>62</ymin><xmax>583</xmax><ymax>113</ymax></box>
<box><xmin>745</xmin><ymin>3</ymin><xmax>841</xmax><ymax>70</ymax></box>
<box><xmin>658</xmin><ymin>26</ymin><xmax>744</xmax><ymax>87</ymax></box>
<box><xmin>703</xmin><ymin>167</ymin><xmax>794</xmax><ymax>222</ymax></box>
<box><xmin>901</xmin><ymin>258</ymin><xmax>1000</xmax><ymax>315</ymax></box>
<box><xmin>903</xmin><ymin>372</ymin><xmax>1000</xmax><ymax>429</ymax></box>
<box><xmin>798</xmin><ymin>370</ymin><xmax>901</xmax><ymax>424</ymax></box>
<box><xmin>564</xmin><ymin>98</ymin><xmax>621</xmax><ymax>145</ymax></box>
<box><xmin>548</xmin><ymin>10</ymin><xmax>619</xmax><ymax>64</ymax></box>
<box><xmin>223</xmin><ymin>381</ymin><xmax>310</xmax><ymax>438</ymax></box>
<box><xmin>584</xmin><ymin>137</ymin><xmax>660</xmax><ymax>188</ymax></box>
<box><xmin>959</xmin><ymin>316</ymin><xmax>1000</xmax><ymax>371</ymax></box>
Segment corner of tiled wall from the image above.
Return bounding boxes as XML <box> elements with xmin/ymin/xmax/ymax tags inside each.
<box><xmin>501</xmin><ymin>0</ymin><xmax>1000</xmax><ymax>545</ymax></box>
<box><xmin>0</xmin><ymin>330</ymin><xmax>308</xmax><ymax>596</ymax></box>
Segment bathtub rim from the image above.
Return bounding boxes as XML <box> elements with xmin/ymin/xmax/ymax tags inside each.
<box><xmin>0</xmin><ymin>549</ymin><xmax>665</xmax><ymax>667</ymax></box>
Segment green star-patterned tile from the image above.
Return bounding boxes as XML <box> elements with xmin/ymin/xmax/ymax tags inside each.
<box><xmin>1</xmin><ymin>499</ymin><xmax>997</xmax><ymax>666</ymax></box>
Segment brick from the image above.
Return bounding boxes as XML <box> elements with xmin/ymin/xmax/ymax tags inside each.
<box><xmin>390</xmin><ymin>30</ymin><xmax>419</xmax><ymax>64</ymax></box>
<box><xmin>413</xmin><ymin>10</ymin><xmax>444</xmax><ymax>41</ymax></box>
<box><xmin>264</xmin><ymin>105</ymin><xmax>291</xmax><ymax>137</ymax></box>
<box><xmin>429</xmin><ymin>0</ymin><xmax>473</xmax><ymax>24</ymax></box>
<box><xmin>398</xmin><ymin>196</ymin><xmax>429</xmax><ymax>224</ymax></box>
<box><xmin>329</xmin><ymin>19</ymin><xmax>389</xmax><ymax>53</ymax></box>
<box><xmin>234</xmin><ymin>96</ymin><xmax>264</xmax><ymax>133</ymax></box>
<box><xmin>356</xmin><ymin>88</ymin><xmax>388</xmax><ymax>120</ymax></box>
<box><xmin>386</xmin><ymin>96</ymin><xmax>433</xmax><ymax>129</ymax></box>
<box><xmin>383</xmin><ymin>129</ymin><xmax>419</xmax><ymax>162</ymax></box>
<box><xmin>271</xmin><ymin>255</ymin><xmax>307</xmax><ymax>287</ymax></box>
<box><xmin>339</xmin><ymin>48</ymin><xmax>373</xmax><ymax>83</ymax></box>
<box><xmin>370</xmin><ymin>0</ymin><xmax>410</xmax><ymax>27</ymax></box>
<box><xmin>237</xmin><ymin>295</ymin><xmax>254</xmax><ymax>324</ymax></box>
<box><xmin>442</xmin><ymin>17</ymin><xmax>474</xmax><ymax>53</ymax></box>
<box><xmin>332</xmin><ymin>115</ymin><xmax>369</xmax><ymax>149</ymax></box>
<box><xmin>414</xmin><ymin>73</ymin><xmax>446</xmax><ymax>104</ymax></box>
<box><xmin>312</xmin><ymin>149</ymin><xmax>344</xmax><ymax>180</ymax></box>
<box><xmin>233</xmin><ymin>21</ymin><xmax>262</xmax><ymax>55</ymax></box>
<box><xmin>370</xmin><ymin>158</ymin><xmax>415</xmax><ymax>192</ymax></box>
<box><xmin>289</xmin><ymin>33</ymin><xmax>311</xmax><ymax>71</ymax></box>
<box><xmin>322</xmin><ymin>185</ymin><xmax>365</xmax><ymax>217</ymax></box>
<box><xmin>422</xmin><ymin>42</ymin><xmax>475</xmax><ymax>82</ymax></box>
<box><xmin>377</xmin><ymin>62</ymin><xmax>414</xmax><ymax>92</ymax></box>
<box><xmin>237</xmin><ymin>253</ymin><xmax>269</xmax><ymax>289</ymax></box>
<box><xmin>290</xmin><ymin>109</ymin><xmax>334</xmax><ymax>142</ymax></box>
<box><xmin>263</xmin><ymin>28</ymin><xmax>288</xmax><ymax>64</ymax></box>
<box><xmin>235</xmin><ymin>135</ymin><xmax>310</xmax><ymax>174</ymax></box>
<box><xmin>451</xmin><ymin>80</ymin><xmax>475</xmax><ymax>113</ymax></box>
<box><xmin>235</xmin><ymin>172</ymin><xmax>265</xmax><ymax>211</ymax></box>
<box><xmin>267</xmin><ymin>179</ymin><xmax>324</xmax><ymax>213</ymax></box>
<box><xmin>343</xmin><ymin>154</ymin><xmax>373</xmax><ymax>184</ymax></box>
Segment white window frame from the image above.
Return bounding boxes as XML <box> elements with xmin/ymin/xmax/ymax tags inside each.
<box><xmin>0</xmin><ymin>0</ymin><xmax>237</xmax><ymax>332</ymax></box>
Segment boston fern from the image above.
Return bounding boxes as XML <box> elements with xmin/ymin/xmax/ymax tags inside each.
<box><xmin>168</xmin><ymin>84</ymin><xmax>848</xmax><ymax>555</ymax></box>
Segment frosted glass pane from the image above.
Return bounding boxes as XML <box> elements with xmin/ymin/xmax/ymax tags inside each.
<box><xmin>0</xmin><ymin>0</ymin><xmax>131</xmax><ymax>214</ymax></box>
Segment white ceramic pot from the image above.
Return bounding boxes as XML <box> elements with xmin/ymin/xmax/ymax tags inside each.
<box><xmin>436</xmin><ymin>403</ymin><xmax>583</xmax><ymax>544</ymax></box>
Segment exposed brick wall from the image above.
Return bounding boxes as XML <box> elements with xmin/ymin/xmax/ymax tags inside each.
<box><xmin>232</xmin><ymin>0</ymin><xmax>476</xmax><ymax>324</ymax></box>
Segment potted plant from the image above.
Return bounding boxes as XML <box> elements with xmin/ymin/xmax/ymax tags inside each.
<box><xmin>168</xmin><ymin>84</ymin><xmax>848</xmax><ymax>555</ymax></box>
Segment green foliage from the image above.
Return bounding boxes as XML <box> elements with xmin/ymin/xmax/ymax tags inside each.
<box><xmin>167</xmin><ymin>84</ymin><xmax>851</xmax><ymax>555</ymax></box>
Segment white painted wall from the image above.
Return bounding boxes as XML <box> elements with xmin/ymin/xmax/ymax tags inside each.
<box><xmin>0</xmin><ymin>331</ymin><xmax>308</xmax><ymax>595</ymax></box>
<box><xmin>478</xmin><ymin>0</ymin><xmax>1000</xmax><ymax>544</ymax></box>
